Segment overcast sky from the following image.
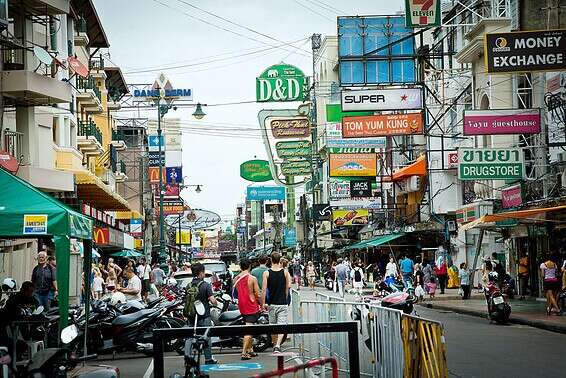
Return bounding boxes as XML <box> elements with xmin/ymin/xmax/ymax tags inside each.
<box><xmin>94</xmin><ymin>0</ymin><xmax>404</xmax><ymax>218</ymax></box>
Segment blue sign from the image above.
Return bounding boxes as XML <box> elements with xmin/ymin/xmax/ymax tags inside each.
<box><xmin>338</xmin><ymin>16</ymin><xmax>415</xmax><ymax>85</ymax></box>
<box><xmin>246</xmin><ymin>186</ymin><xmax>286</xmax><ymax>201</ymax></box>
<box><xmin>202</xmin><ymin>362</ymin><xmax>262</xmax><ymax>372</ymax></box>
<box><xmin>165</xmin><ymin>167</ymin><xmax>182</xmax><ymax>183</ymax></box>
<box><xmin>148</xmin><ymin>135</ymin><xmax>164</xmax><ymax>152</ymax></box>
<box><xmin>284</xmin><ymin>228</ymin><xmax>297</xmax><ymax>247</ymax></box>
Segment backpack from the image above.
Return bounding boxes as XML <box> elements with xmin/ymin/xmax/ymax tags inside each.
<box><xmin>183</xmin><ymin>280</ymin><xmax>204</xmax><ymax>319</ymax></box>
<box><xmin>493</xmin><ymin>261</ymin><xmax>505</xmax><ymax>277</ymax></box>
<box><xmin>354</xmin><ymin>268</ymin><xmax>362</xmax><ymax>282</ymax></box>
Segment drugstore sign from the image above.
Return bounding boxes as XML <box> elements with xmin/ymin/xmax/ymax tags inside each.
<box><xmin>458</xmin><ymin>148</ymin><xmax>524</xmax><ymax>180</ymax></box>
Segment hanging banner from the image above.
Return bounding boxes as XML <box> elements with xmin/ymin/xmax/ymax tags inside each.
<box><xmin>342</xmin><ymin>112</ymin><xmax>424</xmax><ymax>137</ymax></box>
<box><xmin>329</xmin><ymin>153</ymin><xmax>377</xmax><ymax>177</ymax></box>
<box><xmin>485</xmin><ymin>30</ymin><xmax>566</xmax><ymax>73</ymax></box>
<box><xmin>165</xmin><ymin>166</ymin><xmax>182</xmax><ymax>183</ymax></box>
<box><xmin>341</xmin><ymin>88</ymin><xmax>423</xmax><ymax>111</ymax></box>
<box><xmin>463</xmin><ymin>109</ymin><xmax>541</xmax><ymax>135</ymax></box>
<box><xmin>458</xmin><ymin>148</ymin><xmax>524</xmax><ymax>180</ymax></box>
<box><xmin>350</xmin><ymin>179</ymin><xmax>373</xmax><ymax>198</ymax></box>
<box><xmin>501</xmin><ymin>185</ymin><xmax>523</xmax><ymax>208</ymax></box>
<box><xmin>332</xmin><ymin>209</ymin><xmax>369</xmax><ymax>226</ymax></box>
<box><xmin>256</xmin><ymin>63</ymin><xmax>309</xmax><ymax>102</ymax></box>
<box><xmin>405</xmin><ymin>0</ymin><xmax>441</xmax><ymax>28</ymax></box>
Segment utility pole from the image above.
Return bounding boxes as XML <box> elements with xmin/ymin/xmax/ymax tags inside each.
<box><xmin>157</xmin><ymin>101</ymin><xmax>166</xmax><ymax>260</ymax></box>
<box><xmin>310</xmin><ymin>33</ymin><xmax>321</xmax><ymax>264</ymax></box>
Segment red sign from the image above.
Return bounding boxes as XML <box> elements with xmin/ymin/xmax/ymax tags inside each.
<box><xmin>463</xmin><ymin>109</ymin><xmax>541</xmax><ymax>135</ymax></box>
<box><xmin>447</xmin><ymin>152</ymin><xmax>458</xmax><ymax>169</ymax></box>
<box><xmin>93</xmin><ymin>227</ymin><xmax>109</xmax><ymax>245</ymax></box>
<box><xmin>342</xmin><ymin>113</ymin><xmax>423</xmax><ymax>137</ymax></box>
<box><xmin>164</xmin><ymin>184</ymin><xmax>180</xmax><ymax>200</ymax></box>
<box><xmin>501</xmin><ymin>185</ymin><xmax>522</xmax><ymax>208</ymax></box>
<box><xmin>67</xmin><ymin>56</ymin><xmax>89</xmax><ymax>78</ymax></box>
<box><xmin>0</xmin><ymin>151</ymin><xmax>19</xmax><ymax>173</ymax></box>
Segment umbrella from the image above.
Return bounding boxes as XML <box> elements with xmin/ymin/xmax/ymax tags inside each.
<box><xmin>111</xmin><ymin>249</ymin><xmax>144</xmax><ymax>258</ymax></box>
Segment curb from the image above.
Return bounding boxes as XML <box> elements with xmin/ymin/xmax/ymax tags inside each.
<box><xmin>420</xmin><ymin>302</ymin><xmax>566</xmax><ymax>335</ymax></box>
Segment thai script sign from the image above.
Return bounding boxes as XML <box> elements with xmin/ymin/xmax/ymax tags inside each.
<box><xmin>463</xmin><ymin>109</ymin><xmax>541</xmax><ymax>135</ymax></box>
<box><xmin>256</xmin><ymin>63</ymin><xmax>309</xmax><ymax>102</ymax></box>
<box><xmin>458</xmin><ymin>148</ymin><xmax>524</xmax><ymax>180</ymax></box>
<box><xmin>501</xmin><ymin>185</ymin><xmax>523</xmax><ymax>208</ymax></box>
<box><xmin>341</xmin><ymin>88</ymin><xmax>423</xmax><ymax>111</ymax></box>
<box><xmin>332</xmin><ymin>209</ymin><xmax>369</xmax><ymax>226</ymax></box>
<box><xmin>342</xmin><ymin>112</ymin><xmax>424</xmax><ymax>137</ymax></box>
<box><xmin>240</xmin><ymin>160</ymin><xmax>273</xmax><ymax>182</ymax></box>
<box><xmin>405</xmin><ymin>0</ymin><xmax>441</xmax><ymax>28</ymax></box>
<box><xmin>329</xmin><ymin>153</ymin><xmax>377</xmax><ymax>177</ymax></box>
<box><xmin>485</xmin><ymin>30</ymin><xmax>566</xmax><ymax>73</ymax></box>
<box><xmin>270</xmin><ymin>118</ymin><xmax>310</xmax><ymax>139</ymax></box>
<box><xmin>313</xmin><ymin>204</ymin><xmax>332</xmax><ymax>221</ymax></box>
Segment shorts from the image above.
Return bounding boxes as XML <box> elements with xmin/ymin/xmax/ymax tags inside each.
<box><xmin>142</xmin><ymin>279</ymin><xmax>151</xmax><ymax>294</ymax></box>
<box><xmin>242</xmin><ymin>312</ymin><xmax>260</xmax><ymax>324</ymax></box>
<box><xmin>543</xmin><ymin>280</ymin><xmax>559</xmax><ymax>291</ymax></box>
<box><xmin>268</xmin><ymin>305</ymin><xmax>288</xmax><ymax>325</ymax></box>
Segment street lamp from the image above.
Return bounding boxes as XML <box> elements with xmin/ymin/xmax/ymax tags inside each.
<box><xmin>192</xmin><ymin>103</ymin><xmax>206</xmax><ymax>120</ymax></box>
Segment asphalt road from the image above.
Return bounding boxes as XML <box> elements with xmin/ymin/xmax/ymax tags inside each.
<box><xmin>100</xmin><ymin>288</ymin><xmax>566</xmax><ymax>377</ymax></box>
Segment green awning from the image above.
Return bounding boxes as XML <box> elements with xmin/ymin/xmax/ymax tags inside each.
<box><xmin>111</xmin><ymin>249</ymin><xmax>144</xmax><ymax>258</ymax></box>
<box><xmin>0</xmin><ymin>168</ymin><xmax>93</xmax><ymax>239</ymax></box>
<box><xmin>345</xmin><ymin>233</ymin><xmax>405</xmax><ymax>250</ymax></box>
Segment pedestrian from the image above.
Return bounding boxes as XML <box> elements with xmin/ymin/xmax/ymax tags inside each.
<box><xmin>540</xmin><ymin>255</ymin><xmax>560</xmax><ymax>315</ymax></box>
<box><xmin>414</xmin><ymin>264</ymin><xmax>425</xmax><ymax>301</ymax></box>
<box><xmin>31</xmin><ymin>251</ymin><xmax>57</xmax><ymax>310</ymax></box>
<box><xmin>335</xmin><ymin>258</ymin><xmax>349</xmax><ymax>298</ymax></box>
<box><xmin>151</xmin><ymin>263</ymin><xmax>165</xmax><ymax>288</ymax></box>
<box><xmin>291</xmin><ymin>259</ymin><xmax>302</xmax><ymax>290</ymax></box>
<box><xmin>399</xmin><ymin>253</ymin><xmax>414</xmax><ymax>285</ymax></box>
<box><xmin>137</xmin><ymin>258</ymin><xmax>151</xmax><ymax>302</ymax></box>
<box><xmin>118</xmin><ymin>268</ymin><xmax>142</xmax><ymax>301</ymax></box>
<box><xmin>435</xmin><ymin>257</ymin><xmax>448</xmax><ymax>294</ymax></box>
<box><xmin>350</xmin><ymin>262</ymin><xmax>364</xmax><ymax>295</ymax></box>
<box><xmin>458</xmin><ymin>263</ymin><xmax>471</xmax><ymax>300</ymax></box>
<box><xmin>518</xmin><ymin>252</ymin><xmax>529</xmax><ymax>300</ymax></box>
<box><xmin>262</xmin><ymin>252</ymin><xmax>291</xmax><ymax>353</ymax></box>
<box><xmin>188</xmin><ymin>263</ymin><xmax>218</xmax><ymax>365</ymax></box>
<box><xmin>234</xmin><ymin>259</ymin><xmax>261</xmax><ymax>360</ymax></box>
<box><xmin>426</xmin><ymin>275</ymin><xmax>437</xmax><ymax>299</ymax></box>
<box><xmin>92</xmin><ymin>270</ymin><xmax>104</xmax><ymax>299</ymax></box>
<box><xmin>106</xmin><ymin>268</ymin><xmax>117</xmax><ymax>293</ymax></box>
<box><xmin>306</xmin><ymin>261</ymin><xmax>317</xmax><ymax>290</ymax></box>
<box><xmin>105</xmin><ymin>257</ymin><xmax>122</xmax><ymax>280</ymax></box>
<box><xmin>385</xmin><ymin>256</ymin><xmax>398</xmax><ymax>278</ymax></box>
<box><xmin>251</xmin><ymin>255</ymin><xmax>269</xmax><ymax>291</ymax></box>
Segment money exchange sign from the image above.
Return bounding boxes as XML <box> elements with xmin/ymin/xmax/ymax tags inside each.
<box><xmin>458</xmin><ymin>148</ymin><xmax>524</xmax><ymax>180</ymax></box>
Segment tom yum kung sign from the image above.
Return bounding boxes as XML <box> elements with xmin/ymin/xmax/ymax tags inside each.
<box><xmin>485</xmin><ymin>30</ymin><xmax>566</xmax><ymax>73</ymax></box>
<box><xmin>458</xmin><ymin>148</ymin><xmax>524</xmax><ymax>181</ymax></box>
<box><xmin>342</xmin><ymin>113</ymin><xmax>424</xmax><ymax>137</ymax></box>
<box><xmin>463</xmin><ymin>109</ymin><xmax>541</xmax><ymax>135</ymax></box>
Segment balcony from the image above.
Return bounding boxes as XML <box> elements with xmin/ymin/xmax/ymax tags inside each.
<box><xmin>111</xmin><ymin>130</ymin><xmax>127</xmax><ymax>151</ymax></box>
<box><xmin>2</xmin><ymin>130</ymin><xmax>23</xmax><ymax>163</ymax></box>
<box><xmin>89</xmin><ymin>56</ymin><xmax>106</xmax><ymax>80</ymax></box>
<box><xmin>76</xmin><ymin>76</ymin><xmax>103</xmax><ymax>113</ymax></box>
<box><xmin>54</xmin><ymin>145</ymin><xmax>84</xmax><ymax>171</ymax></box>
<box><xmin>114</xmin><ymin>161</ymin><xmax>127</xmax><ymax>183</ymax></box>
<box><xmin>9</xmin><ymin>0</ymin><xmax>70</xmax><ymax>16</ymax></box>
<box><xmin>74</xmin><ymin>16</ymin><xmax>89</xmax><ymax>47</ymax></box>
<box><xmin>77</xmin><ymin>120</ymin><xmax>103</xmax><ymax>156</ymax></box>
<box><xmin>107</xmin><ymin>88</ymin><xmax>122</xmax><ymax>111</ymax></box>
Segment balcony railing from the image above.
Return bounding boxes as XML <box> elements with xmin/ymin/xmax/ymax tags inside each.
<box><xmin>2</xmin><ymin>129</ymin><xmax>23</xmax><ymax>161</ymax></box>
<box><xmin>89</xmin><ymin>56</ymin><xmax>104</xmax><ymax>71</ymax></box>
<box><xmin>76</xmin><ymin>76</ymin><xmax>101</xmax><ymax>102</ymax></box>
<box><xmin>76</xmin><ymin>17</ymin><xmax>87</xmax><ymax>33</ymax></box>
<box><xmin>120</xmin><ymin>161</ymin><xmax>126</xmax><ymax>174</ymax></box>
<box><xmin>78</xmin><ymin>120</ymin><xmax>102</xmax><ymax>145</ymax></box>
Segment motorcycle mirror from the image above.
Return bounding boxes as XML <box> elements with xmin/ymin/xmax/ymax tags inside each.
<box><xmin>221</xmin><ymin>294</ymin><xmax>231</xmax><ymax>302</ymax></box>
<box><xmin>194</xmin><ymin>300</ymin><xmax>206</xmax><ymax>316</ymax></box>
<box><xmin>61</xmin><ymin>324</ymin><xmax>79</xmax><ymax>344</ymax></box>
<box><xmin>32</xmin><ymin>306</ymin><xmax>44</xmax><ymax>315</ymax></box>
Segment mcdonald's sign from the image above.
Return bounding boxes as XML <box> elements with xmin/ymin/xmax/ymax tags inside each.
<box><xmin>148</xmin><ymin>167</ymin><xmax>166</xmax><ymax>183</ymax></box>
<box><xmin>93</xmin><ymin>227</ymin><xmax>109</xmax><ymax>245</ymax></box>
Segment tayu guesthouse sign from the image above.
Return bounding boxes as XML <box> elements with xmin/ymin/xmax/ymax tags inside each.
<box><xmin>458</xmin><ymin>148</ymin><xmax>524</xmax><ymax>181</ymax></box>
<box><xmin>240</xmin><ymin>160</ymin><xmax>273</xmax><ymax>182</ymax></box>
<box><xmin>485</xmin><ymin>30</ymin><xmax>566</xmax><ymax>73</ymax></box>
<box><xmin>256</xmin><ymin>63</ymin><xmax>309</xmax><ymax>102</ymax></box>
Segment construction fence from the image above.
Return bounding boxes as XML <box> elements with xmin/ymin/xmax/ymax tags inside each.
<box><xmin>290</xmin><ymin>290</ymin><xmax>448</xmax><ymax>378</ymax></box>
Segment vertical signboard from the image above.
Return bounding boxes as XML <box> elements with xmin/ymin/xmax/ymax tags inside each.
<box><xmin>405</xmin><ymin>0</ymin><xmax>441</xmax><ymax>28</ymax></box>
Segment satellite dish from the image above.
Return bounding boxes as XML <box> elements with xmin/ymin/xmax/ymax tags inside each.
<box><xmin>33</xmin><ymin>46</ymin><xmax>53</xmax><ymax>65</ymax></box>
<box><xmin>67</xmin><ymin>56</ymin><xmax>89</xmax><ymax>78</ymax></box>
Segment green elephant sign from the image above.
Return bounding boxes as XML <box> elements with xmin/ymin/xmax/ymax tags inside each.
<box><xmin>240</xmin><ymin>160</ymin><xmax>273</xmax><ymax>182</ymax></box>
<box><xmin>256</xmin><ymin>63</ymin><xmax>309</xmax><ymax>102</ymax></box>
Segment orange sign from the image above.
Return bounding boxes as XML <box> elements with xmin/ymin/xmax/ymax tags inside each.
<box><xmin>148</xmin><ymin>167</ymin><xmax>166</xmax><ymax>183</ymax></box>
<box><xmin>93</xmin><ymin>227</ymin><xmax>109</xmax><ymax>245</ymax></box>
<box><xmin>342</xmin><ymin>112</ymin><xmax>423</xmax><ymax>137</ymax></box>
<box><xmin>329</xmin><ymin>153</ymin><xmax>377</xmax><ymax>177</ymax></box>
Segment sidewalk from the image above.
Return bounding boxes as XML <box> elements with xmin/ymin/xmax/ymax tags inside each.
<box><xmin>419</xmin><ymin>289</ymin><xmax>566</xmax><ymax>334</ymax></box>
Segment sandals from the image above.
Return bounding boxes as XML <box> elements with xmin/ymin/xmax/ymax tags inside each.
<box><xmin>247</xmin><ymin>351</ymin><xmax>258</xmax><ymax>357</ymax></box>
<box><xmin>241</xmin><ymin>353</ymin><xmax>252</xmax><ymax>360</ymax></box>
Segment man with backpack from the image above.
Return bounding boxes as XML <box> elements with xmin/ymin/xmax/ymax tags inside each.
<box><xmin>350</xmin><ymin>262</ymin><xmax>365</xmax><ymax>295</ymax></box>
<box><xmin>184</xmin><ymin>263</ymin><xmax>218</xmax><ymax>365</ymax></box>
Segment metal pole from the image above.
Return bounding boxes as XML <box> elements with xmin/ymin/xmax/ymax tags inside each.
<box><xmin>261</xmin><ymin>200</ymin><xmax>266</xmax><ymax>254</ymax></box>
<box><xmin>178</xmin><ymin>212</ymin><xmax>182</xmax><ymax>263</ymax></box>
<box><xmin>157</xmin><ymin>101</ymin><xmax>165</xmax><ymax>260</ymax></box>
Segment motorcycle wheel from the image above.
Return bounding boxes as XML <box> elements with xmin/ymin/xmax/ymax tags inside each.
<box><xmin>146</xmin><ymin>316</ymin><xmax>186</xmax><ymax>355</ymax></box>
<box><xmin>254</xmin><ymin>335</ymin><xmax>271</xmax><ymax>352</ymax></box>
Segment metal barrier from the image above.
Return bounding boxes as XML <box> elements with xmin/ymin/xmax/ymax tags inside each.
<box><xmin>315</xmin><ymin>291</ymin><xmax>345</xmax><ymax>302</ymax></box>
<box><xmin>152</xmin><ymin>322</ymin><xmax>360</xmax><ymax>378</ymax></box>
<box><xmin>402</xmin><ymin>315</ymin><xmax>448</xmax><ymax>378</ymax></box>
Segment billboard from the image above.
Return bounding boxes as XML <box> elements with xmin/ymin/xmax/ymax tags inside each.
<box><xmin>405</xmin><ymin>0</ymin><xmax>441</xmax><ymax>28</ymax></box>
<box><xmin>484</xmin><ymin>30</ymin><xmax>566</xmax><ymax>73</ymax></box>
<box><xmin>341</xmin><ymin>88</ymin><xmax>423</xmax><ymax>111</ymax></box>
<box><xmin>329</xmin><ymin>154</ymin><xmax>377</xmax><ymax>177</ymax></box>
<box><xmin>463</xmin><ymin>109</ymin><xmax>540</xmax><ymax>135</ymax></box>
<box><xmin>338</xmin><ymin>16</ymin><xmax>415</xmax><ymax>85</ymax></box>
<box><xmin>342</xmin><ymin>112</ymin><xmax>424</xmax><ymax>137</ymax></box>
<box><xmin>458</xmin><ymin>148</ymin><xmax>524</xmax><ymax>180</ymax></box>
<box><xmin>332</xmin><ymin>209</ymin><xmax>369</xmax><ymax>226</ymax></box>
<box><xmin>246</xmin><ymin>186</ymin><xmax>286</xmax><ymax>201</ymax></box>
<box><xmin>256</xmin><ymin>63</ymin><xmax>309</xmax><ymax>102</ymax></box>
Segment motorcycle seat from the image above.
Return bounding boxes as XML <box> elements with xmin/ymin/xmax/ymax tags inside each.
<box><xmin>218</xmin><ymin>309</ymin><xmax>241</xmax><ymax>323</ymax></box>
<box><xmin>112</xmin><ymin>308</ymin><xmax>157</xmax><ymax>326</ymax></box>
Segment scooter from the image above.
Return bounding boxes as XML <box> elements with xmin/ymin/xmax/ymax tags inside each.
<box><xmin>380</xmin><ymin>291</ymin><xmax>417</xmax><ymax>314</ymax></box>
<box><xmin>484</xmin><ymin>273</ymin><xmax>511</xmax><ymax>324</ymax></box>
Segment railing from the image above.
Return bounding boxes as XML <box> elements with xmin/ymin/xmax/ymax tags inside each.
<box><xmin>2</xmin><ymin>129</ymin><xmax>23</xmax><ymax>161</ymax></box>
<box><xmin>76</xmin><ymin>16</ymin><xmax>87</xmax><ymax>33</ymax></box>
<box><xmin>89</xmin><ymin>56</ymin><xmax>104</xmax><ymax>71</ymax></box>
<box><xmin>2</xmin><ymin>46</ymin><xmax>25</xmax><ymax>71</ymax></box>
<box><xmin>78</xmin><ymin>121</ymin><xmax>102</xmax><ymax>145</ymax></box>
<box><xmin>119</xmin><ymin>161</ymin><xmax>126</xmax><ymax>174</ymax></box>
<box><xmin>76</xmin><ymin>76</ymin><xmax>101</xmax><ymax>102</ymax></box>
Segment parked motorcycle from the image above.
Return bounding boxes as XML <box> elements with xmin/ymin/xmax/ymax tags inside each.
<box><xmin>380</xmin><ymin>291</ymin><xmax>417</xmax><ymax>314</ymax></box>
<box><xmin>484</xmin><ymin>272</ymin><xmax>511</xmax><ymax>324</ymax></box>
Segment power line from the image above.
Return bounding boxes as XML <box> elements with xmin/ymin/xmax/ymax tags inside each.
<box><xmin>292</xmin><ymin>0</ymin><xmax>335</xmax><ymax>22</ymax></box>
